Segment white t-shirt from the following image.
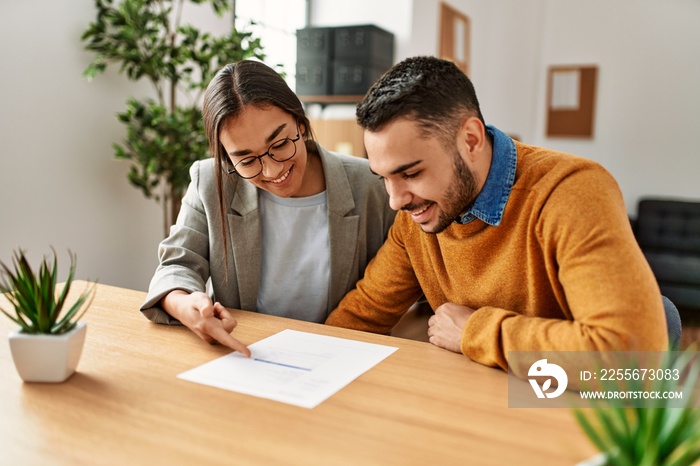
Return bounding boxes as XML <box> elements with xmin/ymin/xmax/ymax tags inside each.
<box><xmin>256</xmin><ymin>189</ymin><xmax>330</xmax><ymax>322</ymax></box>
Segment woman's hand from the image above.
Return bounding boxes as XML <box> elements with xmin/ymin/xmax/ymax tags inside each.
<box><xmin>162</xmin><ymin>290</ymin><xmax>251</xmax><ymax>357</ymax></box>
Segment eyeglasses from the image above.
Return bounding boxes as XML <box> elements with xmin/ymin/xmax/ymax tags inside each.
<box><xmin>226</xmin><ymin>125</ymin><xmax>301</xmax><ymax>179</ymax></box>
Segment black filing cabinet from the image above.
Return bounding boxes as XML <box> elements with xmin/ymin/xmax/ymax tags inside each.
<box><xmin>296</xmin><ymin>24</ymin><xmax>394</xmax><ymax>96</ymax></box>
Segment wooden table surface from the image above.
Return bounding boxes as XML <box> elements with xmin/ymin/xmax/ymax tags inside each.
<box><xmin>0</xmin><ymin>282</ymin><xmax>596</xmax><ymax>465</ymax></box>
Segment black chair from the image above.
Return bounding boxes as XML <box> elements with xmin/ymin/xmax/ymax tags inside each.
<box><xmin>663</xmin><ymin>295</ymin><xmax>682</xmax><ymax>350</ymax></box>
<box><xmin>633</xmin><ymin>198</ymin><xmax>700</xmax><ymax>312</ymax></box>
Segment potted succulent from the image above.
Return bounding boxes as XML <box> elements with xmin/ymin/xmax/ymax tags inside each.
<box><xmin>574</xmin><ymin>348</ymin><xmax>700</xmax><ymax>466</ymax></box>
<box><xmin>0</xmin><ymin>249</ymin><xmax>96</xmax><ymax>383</ymax></box>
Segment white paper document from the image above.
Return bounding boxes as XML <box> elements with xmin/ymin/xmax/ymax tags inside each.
<box><xmin>177</xmin><ymin>329</ymin><xmax>398</xmax><ymax>408</ymax></box>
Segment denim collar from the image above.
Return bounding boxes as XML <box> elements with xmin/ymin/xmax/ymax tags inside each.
<box><xmin>455</xmin><ymin>125</ymin><xmax>517</xmax><ymax>226</ymax></box>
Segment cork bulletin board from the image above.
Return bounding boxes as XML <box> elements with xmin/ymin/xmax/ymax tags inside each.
<box><xmin>546</xmin><ymin>65</ymin><xmax>598</xmax><ymax>138</ymax></box>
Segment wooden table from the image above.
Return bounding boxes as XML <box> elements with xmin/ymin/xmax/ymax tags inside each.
<box><xmin>0</xmin><ymin>283</ymin><xmax>595</xmax><ymax>465</ymax></box>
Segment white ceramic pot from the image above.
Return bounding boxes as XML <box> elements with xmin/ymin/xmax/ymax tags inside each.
<box><xmin>576</xmin><ymin>452</ymin><xmax>609</xmax><ymax>466</ymax></box>
<box><xmin>8</xmin><ymin>322</ymin><xmax>87</xmax><ymax>383</ymax></box>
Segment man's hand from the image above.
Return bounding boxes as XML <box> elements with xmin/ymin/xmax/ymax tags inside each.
<box><xmin>427</xmin><ymin>302</ymin><xmax>474</xmax><ymax>353</ymax></box>
<box><xmin>161</xmin><ymin>291</ymin><xmax>251</xmax><ymax>357</ymax></box>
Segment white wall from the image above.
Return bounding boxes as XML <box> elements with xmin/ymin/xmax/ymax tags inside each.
<box><xmin>533</xmin><ymin>0</ymin><xmax>700</xmax><ymax>212</ymax></box>
<box><xmin>0</xmin><ymin>1</ymin><xmax>231</xmax><ymax>291</ymax></box>
<box><xmin>2</xmin><ymin>0</ymin><xmax>698</xmax><ymax>291</ymax></box>
<box><xmin>312</xmin><ymin>0</ymin><xmax>700</xmax><ymax>213</ymax></box>
<box><xmin>408</xmin><ymin>0</ymin><xmax>546</xmax><ymax>143</ymax></box>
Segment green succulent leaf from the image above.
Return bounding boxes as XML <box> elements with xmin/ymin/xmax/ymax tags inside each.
<box><xmin>574</xmin><ymin>350</ymin><xmax>700</xmax><ymax>466</ymax></box>
<box><xmin>0</xmin><ymin>249</ymin><xmax>96</xmax><ymax>335</ymax></box>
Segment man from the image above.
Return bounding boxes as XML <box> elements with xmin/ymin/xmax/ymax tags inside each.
<box><xmin>325</xmin><ymin>56</ymin><xmax>667</xmax><ymax>370</ymax></box>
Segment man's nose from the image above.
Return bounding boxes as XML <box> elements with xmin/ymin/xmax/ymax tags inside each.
<box><xmin>385</xmin><ymin>179</ymin><xmax>410</xmax><ymax>211</ymax></box>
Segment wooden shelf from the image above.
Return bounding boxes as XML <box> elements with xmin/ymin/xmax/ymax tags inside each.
<box><xmin>309</xmin><ymin>117</ymin><xmax>366</xmax><ymax>158</ymax></box>
<box><xmin>299</xmin><ymin>95</ymin><xmax>364</xmax><ymax>105</ymax></box>
<box><xmin>302</xmin><ymin>95</ymin><xmax>366</xmax><ymax>157</ymax></box>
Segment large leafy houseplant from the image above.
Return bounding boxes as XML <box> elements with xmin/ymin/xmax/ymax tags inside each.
<box><xmin>81</xmin><ymin>0</ymin><xmax>265</xmax><ymax>236</ymax></box>
<box><xmin>0</xmin><ymin>249</ymin><xmax>96</xmax><ymax>382</ymax></box>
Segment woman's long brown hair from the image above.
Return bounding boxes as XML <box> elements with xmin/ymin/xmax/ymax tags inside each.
<box><xmin>201</xmin><ymin>60</ymin><xmax>315</xmax><ymax>280</ymax></box>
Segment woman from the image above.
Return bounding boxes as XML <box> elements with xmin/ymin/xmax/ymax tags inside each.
<box><xmin>140</xmin><ymin>60</ymin><xmax>395</xmax><ymax>355</ymax></box>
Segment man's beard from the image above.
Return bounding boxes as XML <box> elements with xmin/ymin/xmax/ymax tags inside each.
<box><xmin>419</xmin><ymin>147</ymin><xmax>479</xmax><ymax>234</ymax></box>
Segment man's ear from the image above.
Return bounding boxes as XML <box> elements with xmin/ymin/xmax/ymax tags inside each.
<box><xmin>460</xmin><ymin>116</ymin><xmax>487</xmax><ymax>157</ymax></box>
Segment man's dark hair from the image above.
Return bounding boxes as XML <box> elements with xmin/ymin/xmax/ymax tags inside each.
<box><xmin>356</xmin><ymin>56</ymin><xmax>485</xmax><ymax>143</ymax></box>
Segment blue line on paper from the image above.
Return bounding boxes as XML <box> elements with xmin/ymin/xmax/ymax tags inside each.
<box><xmin>253</xmin><ymin>358</ymin><xmax>312</xmax><ymax>371</ymax></box>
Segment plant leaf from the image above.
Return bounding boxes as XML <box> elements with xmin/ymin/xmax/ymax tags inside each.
<box><xmin>0</xmin><ymin>248</ymin><xmax>95</xmax><ymax>334</ymax></box>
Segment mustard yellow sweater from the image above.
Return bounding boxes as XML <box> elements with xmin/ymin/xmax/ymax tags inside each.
<box><xmin>326</xmin><ymin>141</ymin><xmax>668</xmax><ymax>369</ymax></box>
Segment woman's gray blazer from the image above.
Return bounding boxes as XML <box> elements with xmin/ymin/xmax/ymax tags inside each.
<box><xmin>140</xmin><ymin>145</ymin><xmax>396</xmax><ymax>324</ymax></box>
